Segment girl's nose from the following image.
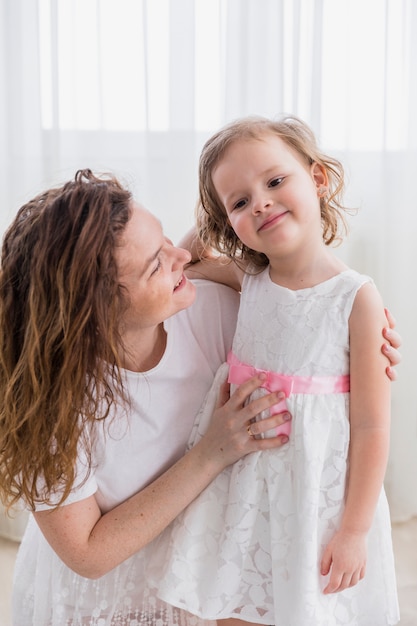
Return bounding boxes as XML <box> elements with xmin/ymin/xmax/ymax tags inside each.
<box><xmin>252</xmin><ymin>194</ymin><xmax>272</xmax><ymax>215</ymax></box>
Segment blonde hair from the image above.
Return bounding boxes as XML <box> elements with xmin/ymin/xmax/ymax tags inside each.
<box><xmin>198</xmin><ymin>115</ymin><xmax>351</xmax><ymax>268</ymax></box>
<box><xmin>0</xmin><ymin>169</ymin><xmax>132</xmax><ymax>510</ymax></box>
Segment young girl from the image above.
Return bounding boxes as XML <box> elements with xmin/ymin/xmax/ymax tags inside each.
<box><xmin>149</xmin><ymin>116</ymin><xmax>400</xmax><ymax>625</ymax></box>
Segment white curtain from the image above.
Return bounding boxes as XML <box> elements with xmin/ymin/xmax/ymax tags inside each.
<box><xmin>1</xmin><ymin>0</ymin><xmax>416</xmax><ymax>538</ymax></box>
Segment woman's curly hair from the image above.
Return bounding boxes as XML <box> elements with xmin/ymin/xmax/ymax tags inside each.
<box><xmin>197</xmin><ymin>115</ymin><xmax>353</xmax><ymax>268</ymax></box>
<box><xmin>0</xmin><ymin>169</ymin><xmax>132</xmax><ymax>510</ymax></box>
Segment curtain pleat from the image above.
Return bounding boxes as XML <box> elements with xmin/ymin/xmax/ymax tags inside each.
<box><xmin>0</xmin><ymin>0</ymin><xmax>416</xmax><ymax>537</ymax></box>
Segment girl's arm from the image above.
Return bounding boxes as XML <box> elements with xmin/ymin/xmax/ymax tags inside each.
<box><xmin>321</xmin><ymin>282</ymin><xmax>391</xmax><ymax>593</ymax></box>
<box><xmin>33</xmin><ymin>376</ymin><xmax>290</xmax><ymax>579</ymax></box>
<box><xmin>179</xmin><ymin>227</ymin><xmax>244</xmax><ymax>291</ymax></box>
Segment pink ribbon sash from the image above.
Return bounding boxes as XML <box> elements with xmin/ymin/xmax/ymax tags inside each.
<box><xmin>227</xmin><ymin>352</ymin><xmax>350</xmax><ymax>437</ymax></box>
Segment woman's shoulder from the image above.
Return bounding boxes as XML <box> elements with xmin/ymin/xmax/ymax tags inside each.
<box><xmin>169</xmin><ymin>279</ymin><xmax>240</xmax><ymax>362</ymax></box>
<box><xmin>187</xmin><ymin>279</ymin><xmax>240</xmax><ymax>319</ymax></box>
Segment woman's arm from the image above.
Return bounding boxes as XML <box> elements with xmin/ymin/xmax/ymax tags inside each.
<box><xmin>321</xmin><ymin>282</ymin><xmax>391</xmax><ymax>593</ymax></box>
<box><xmin>34</xmin><ymin>375</ymin><xmax>291</xmax><ymax>579</ymax></box>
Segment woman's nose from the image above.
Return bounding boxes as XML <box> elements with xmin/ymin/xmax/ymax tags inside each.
<box><xmin>173</xmin><ymin>246</ymin><xmax>192</xmax><ymax>267</ymax></box>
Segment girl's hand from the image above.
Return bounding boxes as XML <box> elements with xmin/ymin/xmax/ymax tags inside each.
<box><xmin>202</xmin><ymin>374</ymin><xmax>291</xmax><ymax>470</ymax></box>
<box><xmin>383</xmin><ymin>308</ymin><xmax>401</xmax><ymax>381</ymax></box>
<box><xmin>320</xmin><ymin>530</ymin><xmax>367</xmax><ymax>594</ymax></box>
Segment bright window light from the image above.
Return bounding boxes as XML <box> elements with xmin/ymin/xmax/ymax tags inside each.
<box><xmin>38</xmin><ymin>0</ymin><xmax>409</xmax><ymax>150</ymax></box>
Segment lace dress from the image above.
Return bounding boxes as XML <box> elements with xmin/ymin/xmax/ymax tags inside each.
<box><xmin>150</xmin><ymin>268</ymin><xmax>400</xmax><ymax>626</ymax></box>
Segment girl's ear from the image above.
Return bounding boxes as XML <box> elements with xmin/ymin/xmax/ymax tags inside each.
<box><xmin>311</xmin><ymin>162</ymin><xmax>328</xmax><ymax>192</ymax></box>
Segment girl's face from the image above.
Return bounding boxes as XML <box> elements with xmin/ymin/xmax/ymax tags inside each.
<box><xmin>115</xmin><ymin>202</ymin><xmax>196</xmax><ymax>333</ymax></box>
<box><xmin>212</xmin><ymin>134</ymin><xmax>327</xmax><ymax>261</ymax></box>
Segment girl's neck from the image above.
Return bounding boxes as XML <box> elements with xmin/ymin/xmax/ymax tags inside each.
<box><xmin>268</xmin><ymin>248</ymin><xmax>347</xmax><ymax>290</ymax></box>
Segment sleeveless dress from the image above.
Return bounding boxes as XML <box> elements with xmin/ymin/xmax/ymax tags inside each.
<box><xmin>150</xmin><ymin>268</ymin><xmax>400</xmax><ymax>626</ymax></box>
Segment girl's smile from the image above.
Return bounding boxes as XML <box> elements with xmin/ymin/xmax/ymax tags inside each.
<box><xmin>257</xmin><ymin>210</ymin><xmax>289</xmax><ymax>232</ymax></box>
<box><xmin>212</xmin><ymin>134</ymin><xmax>326</xmax><ymax>261</ymax></box>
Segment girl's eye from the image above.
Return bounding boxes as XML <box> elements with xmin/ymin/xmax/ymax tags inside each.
<box><xmin>233</xmin><ymin>198</ymin><xmax>247</xmax><ymax>210</ymax></box>
<box><xmin>269</xmin><ymin>177</ymin><xmax>283</xmax><ymax>188</ymax></box>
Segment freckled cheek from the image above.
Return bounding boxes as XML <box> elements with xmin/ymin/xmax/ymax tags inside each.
<box><xmin>128</xmin><ymin>286</ymin><xmax>170</xmax><ymax>320</ymax></box>
<box><xmin>145</xmin><ymin>289</ymin><xmax>172</xmax><ymax>316</ymax></box>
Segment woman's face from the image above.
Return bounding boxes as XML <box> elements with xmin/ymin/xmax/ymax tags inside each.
<box><xmin>115</xmin><ymin>202</ymin><xmax>196</xmax><ymax>333</ymax></box>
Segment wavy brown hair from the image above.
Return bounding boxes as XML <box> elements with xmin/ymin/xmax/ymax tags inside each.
<box><xmin>198</xmin><ymin>115</ymin><xmax>353</xmax><ymax>269</ymax></box>
<box><xmin>0</xmin><ymin>169</ymin><xmax>132</xmax><ymax>510</ymax></box>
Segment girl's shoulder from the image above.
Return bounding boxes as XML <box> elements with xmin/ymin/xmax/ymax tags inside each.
<box><xmin>241</xmin><ymin>264</ymin><xmax>269</xmax><ymax>289</ymax></box>
<box><xmin>336</xmin><ymin>268</ymin><xmax>373</xmax><ymax>289</ymax></box>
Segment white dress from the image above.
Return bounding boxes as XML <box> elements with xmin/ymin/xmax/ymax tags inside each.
<box><xmin>151</xmin><ymin>268</ymin><xmax>400</xmax><ymax>626</ymax></box>
<box><xmin>12</xmin><ymin>280</ymin><xmax>239</xmax><ymax>626</ymax></box>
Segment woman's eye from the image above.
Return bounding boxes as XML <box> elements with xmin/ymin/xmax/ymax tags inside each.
<box><xmin>151</xmin><ymin>259</ymin><xmax>161</xmax><ymax>275</ymax></box>
<box><xmin>269</xmin><ymin>177</ymin><xmax>283</xmax><ymax>188</ymax></box>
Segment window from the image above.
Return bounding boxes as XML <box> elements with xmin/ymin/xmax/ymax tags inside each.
<box><xmin>39</xmin><ymin>0</ymin><xmax>411</xmax><ymax>150</ymax></box>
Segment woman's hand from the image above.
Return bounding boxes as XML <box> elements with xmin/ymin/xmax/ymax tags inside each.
<box><xmin>382</xmin><ymin>308</ymin><xmax>401</xmax><ymax>381</ymax></box>
<box><xmin>201</xmin><ymin>373</ymin><xmax>291</xmax><ymax>470</ymax></box>
<box><xmin>34</xmin><ymin>373</ymin><xmax>290</xmax><ymax>579</ymax></box>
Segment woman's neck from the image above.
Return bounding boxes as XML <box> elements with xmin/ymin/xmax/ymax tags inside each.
<box><xmin>120</xmin><ymin>323</ymin><xmax>167</xmax><ymax>372</ymax></box>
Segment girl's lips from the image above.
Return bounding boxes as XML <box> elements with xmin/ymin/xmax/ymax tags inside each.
<box><xmin>258</xmin><ymin>212</ymin><xmax>287</xmax><ymax>231</ymax></box>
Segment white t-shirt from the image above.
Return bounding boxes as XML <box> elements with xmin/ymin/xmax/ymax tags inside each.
<box><xmin>31</xmin><ymin>278</ymin><xmax>239</xmax><ymax>512</ymax></box>
<box><xmin>13</xmin><ymin>280</ymin><xmax>239</xmax><ymax>626</ymax></box>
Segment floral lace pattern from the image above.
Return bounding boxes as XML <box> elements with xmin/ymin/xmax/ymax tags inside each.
<box><xmin>13</xmin><ymin>516</ymin><xmax>215</xmax><ymax>626</ymax></box>
<box><xmin>150</xmin><ymin>269</ymin><xmax>400</xmax><ymax>626</ymax></box>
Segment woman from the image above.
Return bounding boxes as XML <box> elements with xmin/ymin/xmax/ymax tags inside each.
<box><xmin>0</xmin><ymin>170</ymin><xmax>400</xmax><ymax>626</ymax></box>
